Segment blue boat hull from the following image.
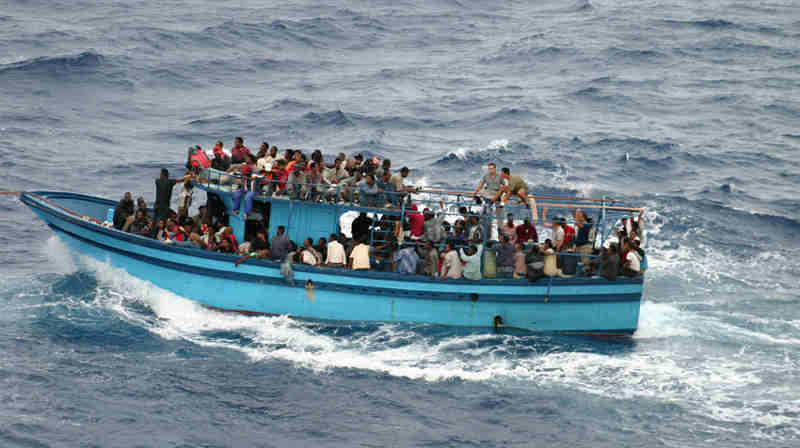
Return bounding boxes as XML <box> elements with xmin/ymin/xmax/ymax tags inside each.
<box><xmin>22</xmin><ymin>192</ymin><xmax>642</xmax><ymax>335</ymax></box>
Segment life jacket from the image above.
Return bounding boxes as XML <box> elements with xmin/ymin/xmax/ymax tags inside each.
<box><xmin>563</xmin><ymin>224</ymin><xmax>575</xmax><ymax>246</ymax></box>
<box><xmin>190</xmin><ymin>148</ymin><xmax>211</xmax><ymax>169</ymax></box>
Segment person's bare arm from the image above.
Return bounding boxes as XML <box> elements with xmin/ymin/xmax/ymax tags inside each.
<box><xmin>472</xmin><ymin>179</ymin><xmax>485</xmax><ymax>197</ymax></box>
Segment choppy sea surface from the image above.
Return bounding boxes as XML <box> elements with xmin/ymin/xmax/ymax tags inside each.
<box><xmin>2</xmin><ymin>0</ymin><xmax>799</xmax><ymax>446</ymax></box>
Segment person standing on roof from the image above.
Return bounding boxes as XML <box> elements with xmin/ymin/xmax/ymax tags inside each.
<box><xmin>494</xmin><ymin>167</ymin><xmax>538</xmax><ymax>222</ymax></box>
<box><xmin>472</xmin><ymin>162</ymin><xmax>507</xmax><ymax>235</ymax></box>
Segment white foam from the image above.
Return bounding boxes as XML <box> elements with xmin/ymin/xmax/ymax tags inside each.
<box><xmin>43</xmin><ymin>235</ymin><xmax>77</xmax><ymax>274</ymax></box>
<box><xmin>634</xmin><ymin>301</ymin><xmax>693</xmax><ymax>339</ymax></box>
<box><xmin>53</xmin><ymin>244</ymin><xmax>799</xmax><ymax>442</ymax></box>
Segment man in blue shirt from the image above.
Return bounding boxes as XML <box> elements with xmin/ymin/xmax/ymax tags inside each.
<box><xmin>393</xmin><ymin>243</ymin><xmax>420</xmax><ymax>274</ymax></box>
<box><xmin>358</xmin><ymin>174</ymin><xmax>382</xmax><ymax>207</ymax></box>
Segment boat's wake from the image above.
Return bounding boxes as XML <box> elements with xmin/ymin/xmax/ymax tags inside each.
<box><xmin>27</xmin><ymin>235</ymin><xmax>800</xmax><ymax>441</ymax></box>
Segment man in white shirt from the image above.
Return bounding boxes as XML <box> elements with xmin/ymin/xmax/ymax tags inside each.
<box><xmin>349</xmin><ymin>237</ymin><xmax>371</xmax><ymax>270</ymax></box>
<box><xmin>440</xmin><ymin>241</ymin><xmax>464</xmax><ymax>280</ymax></box>
<box><xmin>325</xmin><ymin>233</ymin><xmax>346</xmax><ymax>268</ymax></box>
<box><xmin>256</xmin><ymin>145</ymin><xmax>278</xmax><ymax>172</ymax></box>
<box><xmin>621</xmin><ymin>238</ymin><xmax>641</xmax><ymax>277</ymax></box>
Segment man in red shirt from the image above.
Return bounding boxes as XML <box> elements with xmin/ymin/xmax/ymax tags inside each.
<box><xmin>230</xmin><ymin>136</ymin><xmax>250</xmax><ymax>164</ymax></box>
<box><xmin>515</xmin><ymin>218</ymin><xmax>538</xmax><ymax>244</ymax></box>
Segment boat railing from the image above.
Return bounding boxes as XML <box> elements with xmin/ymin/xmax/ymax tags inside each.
<box><xmin>193</xmin><ymin>167</ymin><xmax>646</xmax><ymax>253</ymax></box>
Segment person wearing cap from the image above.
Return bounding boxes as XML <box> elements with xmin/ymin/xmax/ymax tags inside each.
<box><xmin>211</xmin><ymin>142</ymin><xmax>231</xmax><ymax>171</ymax></box>
<box><xmin>423</xmin><ymin>201</ymin><xmax>446</xmax><ymax>243</ymax></box>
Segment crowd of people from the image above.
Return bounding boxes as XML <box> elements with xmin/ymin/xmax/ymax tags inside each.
<box><xmin>111</xmin><ymin>138</ymin><xmax>646</xmax><ymax>282</ymax></box>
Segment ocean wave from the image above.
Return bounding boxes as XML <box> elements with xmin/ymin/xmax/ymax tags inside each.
<box><xmin>480</xmin><ymin>45</ymin><xmax>579</xmax><ymax>65</ymax></box>
<box><xmin>664</xmin><ymin>18</ymin><xmax>737</xmax><ymax>29</ymax></box>
<box><xmin>432</xmin><ymin>139</ymin><xmax>515</xmax><ymax>166</ymax></box>
<box><xmin>605</xmin><ymin>47</ymin><xmax>669</xmax><ymax>62</ymax></box>
<box><xmin>0</xmin><ymin>51</ymin><xmax>104</xmax><ymax>75</ymax></box>
<box><xmin>586</xmin><ymin>137</ymin><xmax>679</xmax><ymax>153</ymax></box>
<box><xmin>301</xmin><ymin>110</ymin><xmax>354</xmax><ymax>127</ymax></box>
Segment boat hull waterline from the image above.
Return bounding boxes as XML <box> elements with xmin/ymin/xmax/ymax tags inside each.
<box><xmin>22</xmin><ymin>192</ymin><xmax>643</xmax><ymax>335</ymax></box>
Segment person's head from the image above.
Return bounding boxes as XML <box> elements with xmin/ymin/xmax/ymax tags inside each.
<box><xmin>304</xmin><ymin>238</ymin><xmax>313</xmax><ymax>248</ymax></box>
<box><xmin>334</xmin><ymin>157</ymin><xmax>344</xmax><ymax>167</ymax></box>
<box><xmin>382</xmin><ymin>159</ymin><xmax>391</xmax><ymax>169</ymax></box>
<box><xmin>215</xmin><ymin>140</ymin><xmax>224</xmax><ymax>149</ymax></box>
<box><xmin>523</xmin><ymin>218</ymin><xmax>530</xmax><ymax>226</ymax></box>
<box><xmin>502</xmin><ymin>234</ymin><xmax>510</xmax><ymax>244</ymax></box>
<box><xmin>260</xmin><ymin>141</ymin><xmax>269</xmax><ymax>152</ymax></box>
<box><xmin>329</xmin><ymin>233</ymin><xmax>338</xmax><ymax>242</ymax></box>
<box><xmin>157</xmin><ymin>219</ymin><xmax>166</xmax><ymax>229</ymax></box>
<box><xmin>445</xmin><ymin>241</ymin><xmax>454</xmax><ymax>252</ymax></box>
<box><xmin>160</xmin><ymin>168</ymin><xmax>169</xmax><ymax>179</ymax></box>
<box><xmin>318</xmin><ymin>237</ymin><xmax>326</xmax><ymax>246</ymax></box>
<box><xmin>277</xmin><ymin>225</ymin><xmax>285</xmax><ymax>235</ymax></box>
<box><xmin>354</xmin><ymin>154</ymin><xmax>364</xmax><ymax>163</ymax></box>
<box><xmin>400</xmin><ymin>166</ymin><xmax>409</xmax><ymax>178</ymax></box>
<box><xmin>488</xmin><ymin>162</ymin><xmax>497</xmax><ymax>176</ymax></box>
<box><xmin>123</xmin><ymin>192</ymin><xmax>132</xmax><ymax>202</ymax></box>
<box><xmin>135</xmin><ymin>209</ymin><xmax>146</xmax><ymax>221</ymax></box>
<box><xmin>365</xmin><ymin>174</ymin><xmax>375</xmax><ymax>185</ymax></box>
<box><xmin>501</xmin><ymin>167</ymin><xmax>510</xmax><ymax>178</ymax></box>
<box><xmin>312</xmin><ymin>150</ymin><xmax>322</xmax><ymax>164</ymax></box>
<box><xmin>622</xmin><ymin>237</ymin><xmax>632</xmax><ymax>250</ymax></box>
<box><xmin>284</xmin><ymin>148</ymin><xmax>294</xmax><ymax>160</ymax></box>
<box><xmin>234</xmin><ymin>136</ymin><xmax>244</xmax><ymax>148</ymax></box>
<box><xmin>507</xmin><ymin>213</ymin><xmax>514</xmax><ymax>224</ymax></box>
<box><xmin>293</xmin><ymin>151</ymin><xmax>302</xmax><ymax>162</ymax></box>
<box><xmin>544</xmin><ymin>238</ymin><xmax>553</xmax><ymax>249</ymax></box>
<box><xmin>425</xmin><ymin>240</ymin><xmax>433</xmax><ymax>250</ymax></box>
<box><xmin>198</xmin><ymin>205</ymin><xmax>207</xmax><ymax>216</ymax></box>
<box><xmin>256</xmin><ymin>230</ymin><xmax>266</xmax><ymax>241</ymax></box>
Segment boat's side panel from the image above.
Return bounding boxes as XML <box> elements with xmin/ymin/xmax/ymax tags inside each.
<box><xmin>25</xmin><ymin>195</ymin><xmax>642</xmax><ymax>334</ymax></box>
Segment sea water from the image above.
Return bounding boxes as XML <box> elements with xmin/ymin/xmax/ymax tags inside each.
<box><xmin>1</xmin><ymin>0</ymin><xmax>799</xmax><ymax>446</ymax></box>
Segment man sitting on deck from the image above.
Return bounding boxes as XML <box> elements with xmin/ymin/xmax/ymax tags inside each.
<box><xmin>113</xmin><ymin>192</ymin><xmax>134</xmax><ymax>230</ymax></box>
